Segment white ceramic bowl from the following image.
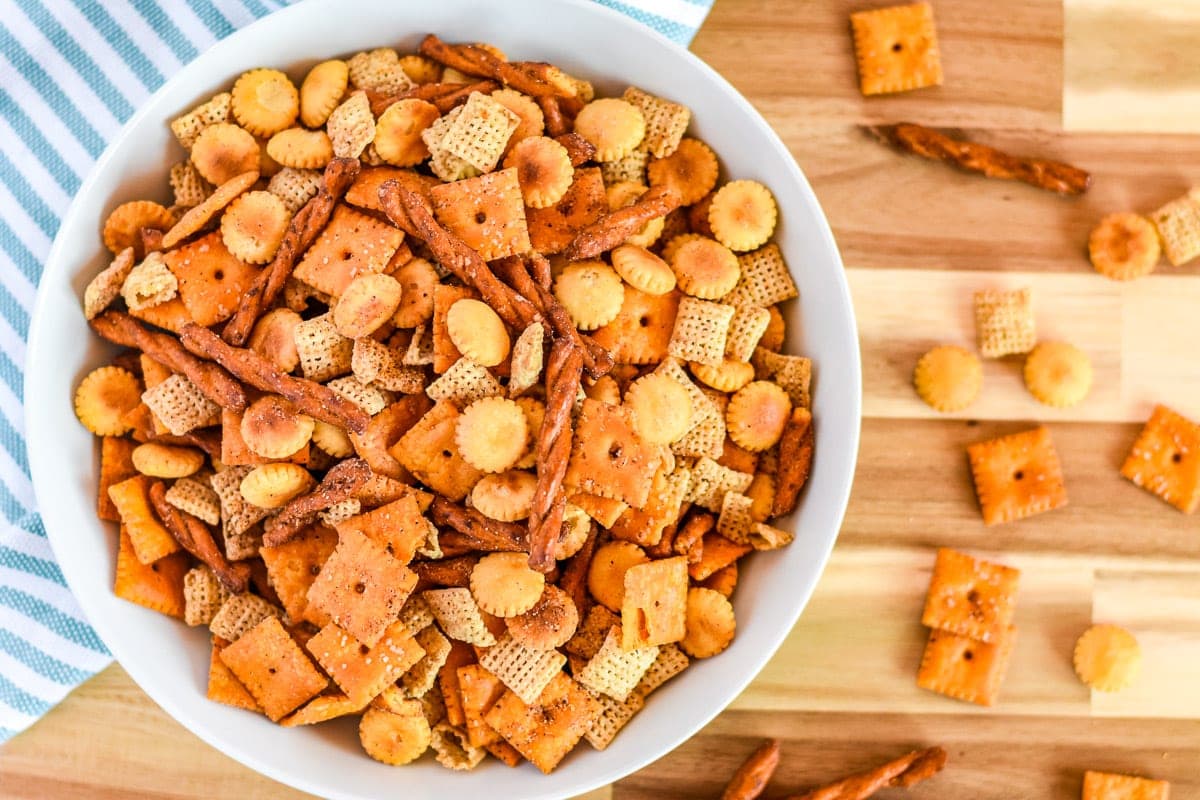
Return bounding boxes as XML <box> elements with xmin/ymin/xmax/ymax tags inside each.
<box><xmin>26</xmin><ymin>1</ymin><xmax>860</xmax><ymax>797</ymax></box>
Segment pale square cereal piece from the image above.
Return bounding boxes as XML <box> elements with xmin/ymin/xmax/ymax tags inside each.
<box><xmin>390</xmin><ymin>401</ymin><xmax>484</xmax><ymax>501</ymax></box>
<box><xmin>566</xmin><ymin>604</ymin><xmax>619</xmax><ymax>660</ymax></box>
<box><xmin>422</xmin><ymin>106</ymin><xmax>480</xmax><ymax>183</ymax></box>
<box><xmin>851</xmin><ymin>2</ymin><xmax>944</xmax><ymax>96</ymax></box>
<box><xmin>584</xmin><ymin>688</ymin><xmax>644</xmax><ymax>750</ymax></box>
<box><xmin>508</xmin><ymin>322</ymin><xmax>545</xmax><ymax>398</ymax></box>
<box><xmin>673</xmin><ymin>395</ymin><xmax>725</xmax><ymax>459</ymax></box>
<box><xmin>267</xmin><ymin>167</ymin><xmax>322</xmax><ymax>214</ymax></box>
<box><xmin>84</xmin><ymin>247</ymin><xmax>135</xmax><ymax>320</ymax></box>
<box><xmin>423</xmin><ymin>587</ymin><xmax>498</xmax><ymax>646</ymax></box>
<box><xmin>294</xmin><ymin>205</ymin><xmax>405</xmax><ymax>298</ymax></box>
<box><xmin>728</xmin><ymin>244</ymin><xmax>797</xmax><ymax>308</ymax></box>
<box><xmin>431</xmin><ymin>720</ymin><xmax>488</xmax><ymax>771</ymax></box>
<box><xmin>1150</xmin><ymin>187</ymin><xmax>1200</xmax><ymax>266</ymax></box>
<box><xmin>404</xmin><ymin>323</ymin><xmax>435</xmax><ymax>366</ymax></box>
<box><xmin>426</xmin><ymin>357</ymin><xmax>504</xmax><ymax>407</ymax></box>
<box><xmin>170</xmin><ymin>92</ymin><xmax>231</xmax><ymax>149</ymax></box>
<box><xmin>753</xmin><ymin>349</ymin><xmax>812</xmax><ymax>409</ymax></box>
<box><xmin>352</xmin><ymin>337</ymin><xmax>425</xmax><ymax>394</ymax></box>
<box><xmin>210</xmin><ymin>466</ymin><xmax>271</xmax><ymax>555</ymax></box>
<box><xmin>184</xmin><ymin>565</ymin><xmax>229</xmax><ymax>627</ymax></box>
<box><xmin>401</xmin><ymin>625</ymin><xmax>453</xmax><ymax>697</ymax></box>
<box><xmin>294</xmin><ymin>313</ymin><xmax>353</xmax><ymax>382</ymax></box>
<box><xmin>326</xmin><ymin>90</ymin><xmax>375</xmax><ymax>159</ymax></box>
<box><xmin>621</xmin><ymin>556</ymin><xmax>688</xmax><ymax>649</ymax></box>
<box><xmin>725</xmin><ymin>305</ymin><xmax>771</xmax><ymax>362</ymax></box>
<box><xmin>442</xmin><ymin>92</ymin><xmax>521</xmax><ymax>172</ymax></box>
<box><xmin>634</xmin><ymin>643</ymin><xmax>689</xmax><ymax>696</ymax></box>
<box><xmin>576</xmin><ymin>626</ymin><xmax>658</xmax><ymax>702</ymax></box>
<box><xmin>306</xmin><ymin>528</ymin><xmax>418</xmax><ymax>646</ymax></box>
<box><xmin>347</xmin><ymin>48</ymin><xmax>413</xmax><ymax>94</ymax></box>
<box><xmin>716</xmin><ymin>491</ymin><xmax>756</xmax><ymax>544</ymax></box>
<box><xmin>1082</xmin><ymin>771</ymin><xmax>1170</xmax><ymax>800</ymax></box>
<box><xmin>922</xmin><ymin>547</ymin><xmax>1020</xmax><ymax>643</ymax></box>
<box><xmin>219</xmin><ymin>616</ymin><xmax>328</xmax><ymax>721</ymax></box>
<box><xmin>564</xmin><ymin>399</ymin><xmax>664</xmax><ymax>509</ymax></box>
<box><xmin>484</xmin><ymin>671</ymin><xmax>600</xmax><ymax>774</ymax></box>
<box><xmin>170</xmin><ymin>161</ymin><xmax>212</xmax><ymax>208</ymax></box>
<box><xmin>622</xmin><ymin>87</ymin><xmax>690</xmax><ymax>159</ymax></box>
<box><xmin>749</xmin><ymin>521</ymin><xmax>794</xmax><ymax>550</ymax></box>
<box><xmin>974</xmin><ymin>287</ymin><xmax>1036</xmax><ymax>358</ymax></box>
<box><xmin>326</xmin><ymin>376</ymin><xmax>392</xmax><ymax>416</ymax></box>
<box><xmin>398</xmin><ymin>595</ymin><xmax>436</xmax><ymax>634</ymax></box>
<box><xmin>600</xmin><ymin>149</ymin><xmax>648</xmax><ymax>186</ymax></box>
<box><xmin>209</xmin><ymin>592</ymin><xmax>279</xmax><ymax>642</ymax></box>
<box><xmin>668</xmin><ymin>297</ymin><xmax>735</xmax><ymax>367</ymax></box>
<box><xmin>307</xmin><ymin>619</ymin><xmax>425</xmax><ymax>705</ymax></box>
<box><xmin>916</xmin><ymin>625</ymin><xmax>1016</xmax><ymax>707</ymax></box>
<box><xmin>1120</xmin><ymin>404</ymin><xmax>1200</xmax><ymax>514</ymax></box>
<box><xmin>318</xmin><ymin>497</ymin><xmax>361</xmax><ymax>527</ymax></box>
<box><xmin>142</xmin><ymin>373</ymin><xmax>219</xmax><ymax>436</ymax></box>
<box><xmin>165</xmin><ymin>477</ymin><xmax>221</xmax><ymax>526</ymax></box>
<box><xmin>687</xmin><ymin>457</ymin><xmax>754</xmax><ymax>511</ymax></box>
<box><xmin>430</xmin><ymin>168</ymin><xmax>531</xmax><ymax>261</ymax></box>
<box><xmin>478</xmin><ymin>633</ymin><xmax>567</xmax><ymax>704</ymax></box>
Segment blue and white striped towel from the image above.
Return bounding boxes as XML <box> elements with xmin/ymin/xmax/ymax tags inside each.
<box><xmin>0</xmin><ymin>0</ymin><xmax>713</xmax><ymax>744</ymax></box>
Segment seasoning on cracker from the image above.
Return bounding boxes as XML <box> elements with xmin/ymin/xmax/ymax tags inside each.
<box><xmin>726</xmin><ymin>380</ymin><xmax>791</xmax><ymax>452</ymax></box>
<box><xmin>1120</xmin><ymin>404</ymin><xmax>1200</xmax><ymax>514</ymax></box>
<box><xmin>1023</xmin><ymin>341</ymin><xmax>1092</xmax><ymax>408</ymax></box>
<box><xmin>671</xmin><ymin>237</ymin><xmax>741</xmax><ymax>299</ymax></box>
<box><xmin>220</xmin><ymin>190</ymin><xmax>290</xmax><ymax>265</ymax></box>
<box><xmin>1088</xmin><ymin>212</ymin><xmax>1160</xmax><ymax>281</ymax></box>
<box><xmin>231</xmin><ymin>68</ymin><xmax>299</xmax><ymax>137</ymax></box>
<box><xmin>850</xmin><ymin>2</ymin><xmax>943</xmax><ymax>96</ymax></box>
<box><xmin>922</xmin><ymin>547</ymin><xmax>1019</xmax><ymax>643</ymax></box>
<box><xmin>913</xmin><ymin>344</ymin><xmax>982</xmax><ymax>412</ymax></box>
<box><xmin>102</xmin><ymin>200</ymin><xmax>175</xmax><ymax>256</ymax></box>
<box><xmin>506</xmin><ymin>584</ymin><xmax>579</xmax><ymax>651</ymax></box>
<box><xmin>471</xmin><ymin>552</ymin><xmax>546</xmax><ymax>617</ymax></box>
<box><xmin>967</xmin><ymin>426</ymin><xmax>1068</xmax><ymax>525</ymax></box>
<box><xmin>1074</xmin><ymin>623</ymin><xmax>1141</xmax><ymax>692</ymax></box>
<box><xmin>917</xmin><ymin>624</ymin><xmax>1016</xmax><ymax>707</ymax></box>
<box><xmin>974</xmin><ymin>287</ymin><xmax>1036</xmax><ymax>358</ymax></box>
<box><xmin>503</xmin><ymin>135</ymin><xmax>573</xmax><ymax>208</ymax></box>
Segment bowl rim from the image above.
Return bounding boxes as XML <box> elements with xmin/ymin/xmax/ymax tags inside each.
<box><xmin>25</xmin><ymin>1</ymin><xmax>862</xmax><ymax>796</ymax></box>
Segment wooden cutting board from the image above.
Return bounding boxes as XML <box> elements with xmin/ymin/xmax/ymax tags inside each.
<box><xmin>4</xmin><ymin>1</ymin><xmax>1200</xmax><ymax>797</ymax></box>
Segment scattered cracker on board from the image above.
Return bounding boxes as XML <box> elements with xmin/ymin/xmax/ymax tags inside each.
<box><xmin>1120</xmin><ymin>404</ymin><xmax>1200</xmax><ymax>514</ymax></box>
<box><xmin>850</xmin><ymin>2</ymin><xmax>944</xmax><ymax>96</ymax></box>
<box><xmin>967</xmin><ymin>426</ymin><xmax>1068</xmax><ymax>525</ymax></box>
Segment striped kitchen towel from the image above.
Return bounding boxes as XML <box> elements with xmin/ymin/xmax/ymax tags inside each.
<box><xmin>0</xmin><ymin>0</ymin><xmax>713</xmax><ymax>744</ymax></box>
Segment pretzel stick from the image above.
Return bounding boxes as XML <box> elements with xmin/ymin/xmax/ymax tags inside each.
<box><xmin>222</xmin><ymin>157</ymin><xmax>360</xmax><ymax>346</ymax></box>
<box><xmin>148</xmin><ymin>480</ymin><xmax>249</xmax><ymax>594</ymax></box>
<box><xmin>722</xmin><ymin>739</ymin><xmax>781</xmax><ymax>800</ymax></box>
<box><xmin>784</xmin><ymin>747</ymin><xmax>948</xmax><ymax>800</ymax></box>
<box><xmin>261</xmin><ymin>458</ymin><xmax>373</xmax><ymax>547</ymax></box>
<box><xmin>150</xmin><ymin>429</ymin><xmax>222</xmax><ymax>460</ymax></box>
<box><xmin>369</xmin><ymin>81</ymin><xmax>500</xmax><ymax>117</ymax></box>
<box><xmin>178</xmin><ymin>323</ymin><xmax>369</xmax><ymax>434</ymax></box>
<box><xmin>539</xmin><ymin>96</ymin><xmax>569</xmax><ymax>137</ymax></box>
<box><xmin>429</xmin><ymin>496</ymin><xmax>529</xmax><ymax>552</ymax></box>
<box><xmin>771</xmin><ymin>408</ymin><xmax>813</xmax><ymax>518</ymax></box>
<box><xmin>418</xmin><ymin>34</ymin><xmax>576</xmax><ymax>99</ymax></box>
<box><xmin>528</xmin><ymin>339</ymin><xmax>582</xmax><ymax>573</ymax></box>
<box><xmin>432</xmin><ymin>81</ymin><xmax>500</xmax><ymax>113</ymax></box>
<box><xmin>563</xmin><ymin>184</ymin><xmax>683</xmax><ymax>260</ymax></box>
<box><xmin>529</xmin><ymin>250</ymin><xmax>553</xmax><ymax>289</ymax></box>
<box><xmin>89</xmin><ymin>311</ymin><xmax>246</xmax><ymax>411</ymax></box>
<box><xmin>554</xmin><ymin>132</ymin><xmax>596</xmax><ymax>166</ymax></box>
<box><xmin>869</xmin><ymin>123</ymin><xmax>1090</xmax><ymax>196</ymax></box>
<box><xmin>411</xmin><ymin>555</ymin><xmax>479</xmax><ymax>587</ymax></box>
<box><xmin>558</xmin><ymin>519</ymin><xmax>598</xmax><ymax>614</ymax></box>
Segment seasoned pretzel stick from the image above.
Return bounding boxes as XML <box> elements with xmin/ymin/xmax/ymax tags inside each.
<box><xmin>554</xmin><ymin>132</ymin><xmax>596</xmax><ymax>166</ymax></box>
<box><xmin>429</xmin><ymin>496</ymin><xmax>529</xmax><ymax>552</ymax></box>
<box><xmin>784</xmin><ymin>747</ymin><xmax>948</xmax><ymax>800</ymax></box>
<box><xmin>722</xmin><ymin>739</ymin><xmax>782</xmax><ymax>800</ymax></box>
<box><xmin>411</xmin><ymin>555</ymin><xmax>479</xmax><ymax>587</ymax></box>
<box><xmin>148</xmin><ymin>480</ymin><xmax>249</xmax><ymax>594</ymax></box>
<box><xmin>222</xmin><ymin>157</ymin><xmax>360</xmax><ymax>346</ymax></box>
<box><xmin>869</xmin><ymin>123</ymin><xmax>1090</xmax><ymax>196</ymax></box>
<box><xmin>431</xmin><ymin>81</ymin><xmax>501</xmax><ymax>113</ymax></box>
<box><xmin>261</xmin><ymin>458</ymin><xmax>373</xmax><ymax>547</ymax></box>
<box><xmin>418</xmin><ymin>34</ymin><xmax>576</xmax><ymax>99</ymax></box>
<box><xmin>771</xmin><ymin>407</ymin><xmax>813</xmax><ymax>518</ymax></box>
<box><xmin>539</xmin><ymin>96</ymin><xmax>569</xmax><ymax>137</ymax></box>
<box><xmin>178</xmin><ymin>323</ymin><xmax>369</xmax><ymax>434</ymax></box>
<box><xmin>563</xmin><ymin>184</ymin><xmax>683</xmax><ymax>260</ymax></box>
<box><xmin>528</xmin><ymin>339</ymin><xmax>583</xmax><ymax>573</ymax></box>
<box><xmin>90</xmin><ymin>311</ymin><xmax>246</xmax><ymax>411</ymax></box>
<box><xmin>369</xmin><ymin>81</ymin><xmax>500</xmax><ymax>117</ymax></box>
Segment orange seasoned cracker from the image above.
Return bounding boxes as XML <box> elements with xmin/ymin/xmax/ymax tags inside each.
<box><xmin>336</xmin><ymin>493</ymin><xmax>429</xmax><ymax>564</ymax></box>
<box><xmin>967</xmin><ymin>426</ymin><xmax>1068</xmax><ymax>525</ymax></box>
<box><xmin>113</xmin><ymin>524</ymin><xmax>188</xmax><ymax>618</ymax></box>
<box><xmin>1120</xmin><ymin>404</ymin><xmax>1200</xmax><ymax>514</ymax></box>
<box><xmin>850</xmin><ymin>2</ymin><xmax>944</xmax><ymax>96</ymax></box>
<box><xmin>293</xmin><ymin>205</ymin><xmax>405</xmax><ymax>298</ymax></box>
<box><xmin>306</xmin><ymin>528</ymin><xmax>418</xmax><ymax>646</ymax></box>
<box><xmin>1082</xmin><ymin>771</ymin><xmax>1170</xmax><ymax>800</ymax></box>
<box><xmin>390</xmin><ymin>401</ymin><xmax>484</xmax><ymax>502</ymax></box>
<box><xmin>430</xmin><ymin>168</ymin><xmax>531</xmax><ymax>262</ymax></box>
<box><xmin>921</xmin><ymin>547</ymin><xmax>1019</xmax><ymax>643</ymax></box>
<box><xmin>163</xmin><ymin>231</ymin><xmax>261</xmax><ymax>327</ymax></box>
<box><xmin>916</xmin><ymin>625</ymin><xmax>1016</xmax><ymax>707</ymax></box>
<box><xmin>526</xmin><ymin>167</ymin><xmax>607</xmax><ymax>255</ymax></box>
<box><xmin>307</xmin><ymin>619</ymin><xmax>425</xmax><ymax>705</ymax></box>
<box><xmin>621</xmin><ymin>556</ymin><xmax>688</xmax><ymax>650</ymax></box>
<box><xmin>457</xmin><ymin>663</ymin><xmax>507</xmax><ymax>748</ymax></box>
<box><xmin>687</xmin><ymin>532</ymin><xmax>751</xmax><ymax>582</ymax></box>
<box><xmin>219</xmin><ymin>616</ymin><xmax>328</xmax><ymax>721</ymax></box>
<box><xmin>590</xmin><ymin>287</ymin><xmax>680</xmax><ymax>366</ymax></box>
<box><xmin>564</xmin><ymin>399</ymin><xmax>663</xmax><ymax>509</ymax></box>
<box><xmin>280</xmin><ymin>693</ymin><xmax>364</xmax><ymax>727</ymax></box>
<box><xmin>484</xmin><ymin>671</ymin><xmax>600</xmax><ymax>774</ymax></box>
<box><xmin>351</xmin><ymin>394</ymin><xmax>431</xmax><ymax>481</ymax></box>
<box><xmin>107</xmin><ymin>475</ymin><xmax>180</xmax><ymax>565</ymax></box>
<box><xmin>207</xmin><ymin>636</ymin><xmax>261</xmax><ymax>712</ymax></box>
<box><xmin>344</xmin><ymin>166</ymin><xmax>439</xmax><ymax>215</ymax></box>
<box><xmin>259</xmin><ymin>525</ymin><xmax>338</xmax><ymax>626</ymax></box>
<box><xmin>98</xmin><ymin>437</ymin><xmax>138</xmax><ymax>522</ymax></box>
<box><xmin>432</xmin><ymin>283</ymin><xmax>477</xmax><ymax>374</ymax></box>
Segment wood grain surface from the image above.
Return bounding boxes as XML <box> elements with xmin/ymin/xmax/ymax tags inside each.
<box><xmin>3</xmin><ymin>0</ymin><xmax>1199</xmax><ymax>797</ymax></box>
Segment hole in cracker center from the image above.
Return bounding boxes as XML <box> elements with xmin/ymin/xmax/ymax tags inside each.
<box><xmin>892</xmin><ymin>42</ymin><xmax>903</xmax><ymax>52</ymax></box>
<box><xmin>1013</xmin><ymin>470</ymin><xmax>1024</xmax><ymax>481</ymax></box>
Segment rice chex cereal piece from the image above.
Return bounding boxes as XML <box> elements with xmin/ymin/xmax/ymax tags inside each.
<box><xmin>318</xmin><ymin>497</ymin><xmax>361</xmax><ymax>527</ymax></box>
<box><xmin>326</xmin><ymin>376</ymin><xmax>392</xmax><ymax>416</ymax></box>
<box><xmin>687</xmin><ymin>457</ymin><xmax>753</xmax><ymax>511</ymax></box>
<box><xmin>209</xmin><ymin>592</ymin><xmax>279</xmax><ymax>642</ymax></box>
<box><xmin>352</xmin><ymin>337</ymin><xmax>425</xmax><ymax>394</ymax></box>
<box><xmin>398</xmin><ymin>595</ymin><xmax>436</xmax><ymax>635</ymax></box>
<box><xmin>83</xmin><ymin>248</ymin><xmax>135</xmax><ymax>321</ymax></box>
<box><xmin>478</xmin><ymin>633</ymin><xmax>567</xmax><ymax>704</ymax></box>
<box><xmin>1150</xmin><ymin>187</ymin><xmax>1200</xmax><ymax>266</ymax></box>
<box><xmin>749</xmin><ymin>521</ymin><xmax>794</xmax><ymax>550</ymax></box>
<box><xmin>209</xmin><ymin>465</ymin><xmax>271</xmax><ymax>558</ymax></box>
<box><xmin>622</xmin><ymin>86</ymin><xmax>690</xmax><ymax>158</ymax></box>
<box><xmin>327</xmin><ymin>91</ymin><xmax>375</xmax><ymax>159</ymax></box>
<box><xmin>170</xmin><ymin>161</ymin><xmax>213</xmax><ymax>208</ymax></box>
<box><xmin>294</xmin><ymin>313</ymin><xmax>353</xmax><ymax>382</ymax></box>
<box><xmin>974</xmin><ymin>287</ymin><xmax>1036</xmax><ymax>358</ymax></box>
<box><xmin>727</xmin><ymin>244</ymin><xmax>797</xmax><ymax>308</ymax></box>
<box><xmin>716</xmin><ymin>491</ymin><xmax>755</xmax><ymax>544</ymax></box>
<box><xmin>441</xmin><ymin>92</ymin><xmax>521</xmax><ymax>173</ymax></box>
<box><xmin>565</xmin><ymin>604</ymin><xmax>619</xmax><ymax>660</ymax></box>
<box><xmin>584</xmin><ymin>689</ymin><xmax>644</xmax><ymax>750</ymax></box>
<box><xmin>668</xmin><ymin>297</ymin><xmax>735</xmax><ymax>367</ymax></box>
<box><xmin>426</xmin><ymin>357</ymin><xmax>503</xmax><ymax>407</ymax></box>
<box><xmin>142</xmin><ymin>373</ymin><xmax>220</xmax><ymax>436</ymax></box>
<box><xmin>634</xmin><ymin>643</ymin><xmax>689</xmax><ymax>696</ymax></box>
<box><xmin>347</xmin><ymin>47</ymin><xmax>413</xmax><ymax>95</ymax></box>
<box><xmin>401</xmin><ymin>625</ymin><xmax>452</xmax><ymax>697</ymax></box>
<box><xmin>170</xmin><ymin>92</ymin><xmax>231</xmax><ymax>149</ymax></box>
<box><xmin>422</xmin><ymin>107</ymin><xmax>479</xmax><ymax>183</ymax></box>
<box><xmin>753</xmin><ymin>349</ymin><xmax>812</xmax><ymax>409</ymax></box>
<box><xmin>404</xmin><ymin>324</ymin><xmax>435</xmax><ymax>366</ymax></box>
<box><xmin>183</xmin><ymin>565</ymin><xmax>229</xmax><ymax>627</ymax></box>
<box><xmin>725</xmin><ymin>305</ymin><xmax>771</xmax><ymax>362</ymax></box>
<box><xmin>575</xmin><ymin>626</ymin><xmax>658</xmax><ymax>702</ymax></box>
<box><xmin>600</xmin><ymin>149</ymin><xmax>648</xmax><ymax>185</ymax></box>
<box><xmin>423</xmin><ymin>587</ymin><xmax>497</xmax><ymax>646</ymax></box>
<box><xmin>430</xmin><ymin>721</ymin><xmax>487</xmax><ymax>771</ymax></box>
<box><xmin>165</xmin><ymin>476</ymin><xmax>221</xmax><ymax>526</ymax></box>
<box><xmin>122</xmin><ymin>252</ymin><xmax>178</xmax><ymax>312</ymax></box>
<box><xmin>267</xmin><ymin>167</ymin><xmax>323</xmax><ymax>214</ymax></box>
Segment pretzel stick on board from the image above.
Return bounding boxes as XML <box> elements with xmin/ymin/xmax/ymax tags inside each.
<box><xmin>783</xmin><ymin>747</ymin><xmax>948</xmax><ymax>800</ymax></box>
<box><xmin>721</xmin><ymin>739</ymin><xmax>782</xmax><ymax>800</ymax></box>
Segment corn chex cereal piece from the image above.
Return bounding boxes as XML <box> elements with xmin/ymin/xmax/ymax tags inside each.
<box><xmin>267</xmin><ymin>167</ymin><xmax>322</xmax><ymax>214</ymax></box>
<box><xmin>425</xmin><ymin>357</ymin><xmax>503</xmax><ymax>407</ymax></box>
<box><xmin>165</xmin><ymin>476</ymin><xmax>221</xmax><ymax>526</ymax></box>
<box><xmin>1120</xmin><ymin>404</ymin><xmax>1200</xmax><ymax>514</ymax></box>
<box><xmin>634</xmin><ymin>643</ymin><xmax>689</xmax><ymax>696</ymax></box>
<box><xmin>600</xmin><ymin>149</ymin><xmax>648</xmax><ymax>186</ymax></box>
<box><xmin>307</xmin><ymin>528</ymin><xmax>418</xmax><ymax>646</ymax></box>
<box><xmin>183</xmin><ymin>565</ymin><xmax>229</xmax><ymax>627</ymax></box>
<box><xmin>326</xmin><ymin>91</ymin><xmax>375</xmax><ymax>159</ymax></box>
<box><xmin>564</xmin><ymin>399</ymin><xmax>663</xmax><ymax>509</ymax></box>
<box><xmin>83</xmin><ymin>248</ymin><xmax>136</xmax><ymax>321</ymax></box>
<box><xmin>423</xmin><ymin>587</ymin><xmax>497</xmax><ymax>646</ymax></box>
<box><xmin>967</xmin><ymin>426</ymin><xmax>1068</xmax><ymax>525</ymax></box>
<box><xmin>725</xmin><ymin>305</ymin><xmax>771</xmax><ymax>362</ymax></box>
<box><xmin>576</xmin><ymin>625</ymin><xmax>658</xmax><ymax>701</ymax></box>
<box><xmin>209</xmin><ymin>466</ymin><xmax>271</xmax><ymax>557</ymax></box>
<box><xmin>622</xmin><ymin>87</ymin><xmax>690</xmax><ymax>159</ymax></box>
<box><xmin>398</xmin><ymin>595</ymin><xmax>436</xmax><ymax>635</ymax></box>
<box><xmin>421</xmin><ymin>106</ymin><xmax>479</xmax><ymax>183</ymax></box>
<box><xmin>325</xmin><ymin>376</ymin><xmax>391</xmax><ymax>416</ymax></box>
<box><xmin>430</xmin><ymin>721</ymin><xmax>487</xmax><ymax>771</ymax></box>
<box><xmin>850</xmin><ymin>2</ymin><xmax>943</xmax><ymax>96</ymax></box>
<box><xmin>716</xmin><ymin>491</ymin><xmax>755</xmax><ymax>544</ymax></box>
<box><xmin>916</xmin><ymin>624</ymin><xmax>1016</xmax><ymax>707</ymax></box>
<box><xmin>347</xmin><ymin>47</ymin><xmax>413</xmax><ymax>95</ymax></box>
<box><xmin>219</xmin><ymin>616</ymin><xmax>328</xmax><ymax>721</ymax></box>
<box><xmin>921</xmin><ymin>547</ymin><xmax>1019</xmax><ymax>643</ymax></box>
<box><xmin>974</xmin><ymin>287</ymin><xmax>1036</xmax><ymax>358</ymax></box>
<box><xmin>566</xmin><ymin>604</ymin><xmax>620</xmax><ymax>660</ymax></box>
<box><xmin>430</xmin><ymin>168</ymin><xmax>532</xmax><ymax>261</ymax></box>
<box><xmin>121</xmin><ymin>252</ymin><xmax>177</xmax><ymax>312</ymax></box>
<box><xmin>293</xmin><ymin>313</ymin><xmax>352</xmax><ymax>382</ymax></box>
<box><xmin>1150</xmin><ymin>187</ymin><xmax>1200</xmax><ymax>266</ymax></box>
<box><xmin>351</xmin><ymin>337</ymin><xmax>424</xmax><ymax>395</ymax></box>
<box><xmin>687</xmin><ymin>457</ymin><xmax>753</xmax><ymax>512</ymax></box>
<box><xmin>1082</xmin><ymin>771</ymin><xmax>1170</xmax><ymax>800</ymax></box>
<box><xmin>319</xmin><ymin>497</ymin><xmax>361</xmax><ymax>527</ymax></box>
<box><xmin>668</xmin><ymin>297</ymin><xmax>735</xmax><ymax>367</ymax></box>
<box><xmin>508</xmin><ymin>322</ymin><xmax>545</xmax><ymax>398</ymax></box>
<box><xmin>478</xmin><ymin>633</ymin><xmax>567</xmax><ymax>704</ymax></box>
<box><xmin>169</xmin><ymin>161</ymin><xmax>212</xmax><ymax>208</ymax></box>
<box><xmin>441</xmin><ymin>92</ymin><xmax>520</xmax><ymax>173</ymax></box>
<box><xmin>484</xmin><ymin>671</ymin><xmax>600</xmax><ymax>774</ymax></box>
<box><xmin>307</xmin><ymin>620</ymin><xmax>425</xmax><ymax>705</ymax></box>
<box><xmin>170</xmin><ymin>92</ymin><xmax>231</xmax><ymax>149</ymax></box>
<box><xmin>141</xmin><ymin>374</ymin><xmax>219</xmax><ymax>436</ymax></box>
<box><xmin>752</xmin><ymin>349</ymin><xmax>812</xmax><ymax>409</ymax></box>
<box><xmin>725</xmin><ymin>244</ymin><xmax>795</xmax><ymax>309</ymax></box>
<box><xmin>209</xmin><ymin>592</ymin><xmax>279</xmax><ymax>642</ymax></box>
<box><xmin>401</xmin><ymin>625</ymin><xmax>452</xmax><ymax>697</ymax></box>
<box><xmin>584</xmin><ymin>688</ymin><xmax>644</xmax><ymax>751</ymax></box>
